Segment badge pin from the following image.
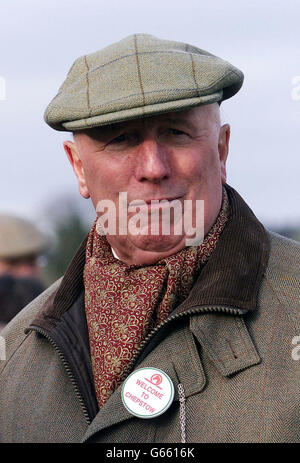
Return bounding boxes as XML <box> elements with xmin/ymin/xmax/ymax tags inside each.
<box><xmin>121</xmin><ymin>367</ymin><xmax>175</xmax><ymax>419</ymax></box>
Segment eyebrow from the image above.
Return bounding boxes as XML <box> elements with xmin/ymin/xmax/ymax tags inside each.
<box><xmin>86</xmin><ymin>124</ymin><xmax>126</xmax><ymax>140</ymax></box>
<box><xmin>160</xmin><ymin>117</ymin><xmax>198</xmax><ymax>131</ymax></box>
<box><xmin>86</xmin><ymin>115</ymin><xmax>199</xmax><ymax>140</ymax></box>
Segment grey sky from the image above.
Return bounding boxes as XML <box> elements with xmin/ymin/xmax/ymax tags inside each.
<box><xmin>0</xmin><ymin>0</ymin><xmax>299</xmax><ymax>228</ymax></box>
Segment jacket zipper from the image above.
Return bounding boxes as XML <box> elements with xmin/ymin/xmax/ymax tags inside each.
<box><xmin>28</xmin><ymin>305</ymin><xmax>244</xmax><ymax>427</ymax></box>
<box><xmin>27</xmin><ymin>325</ymin><xmax>91</xmax><ymax>425</ymax></box>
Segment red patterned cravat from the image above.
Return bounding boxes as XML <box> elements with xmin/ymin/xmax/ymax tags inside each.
<box><xmin>84</xmin><ymin>190</ymin><xmax>229</xmax><ymax>408</ymax></box>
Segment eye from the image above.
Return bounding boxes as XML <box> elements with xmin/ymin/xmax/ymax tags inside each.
<box><xmin>158</xmin><ymin>127</ymin><xmax>190</xmax><ymax>145</ymax></box>
<box><xmin>168</xmin><ymin>128</ymin><xmax>187</xmax><ymax>136</ymax></box>
<box><xmin>107</xmin><ymin>131</ymin><xmax>140</xmax><ymax>148</ymax></box>
<box><xmin>109</xmin><ymin>133</ymin><xmax>129</xmax><ymax>144</ymax></box>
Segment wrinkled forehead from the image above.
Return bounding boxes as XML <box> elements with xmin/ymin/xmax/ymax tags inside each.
<box><xmin>74</xmin><ymin>104</ymin><xmax>220</xmax><ymax>140</ymax></box>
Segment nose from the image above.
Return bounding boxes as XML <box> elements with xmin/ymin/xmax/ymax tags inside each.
<box><xmin>135</xmin><ymin>139</ymin><xmax>171</xmax><ymax>183</ymax></box>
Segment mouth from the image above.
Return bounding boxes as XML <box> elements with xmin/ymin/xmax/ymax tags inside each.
<box><xmin>129</xmin><ymin>196</ymin><xmax>184</xmax><ymax>207</ymax></box>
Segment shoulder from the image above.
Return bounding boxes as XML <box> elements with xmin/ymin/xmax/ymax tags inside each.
<box><xmin>266</xmin><ymin>230</ymin><xmax>300</xmax><ymax>278</ymax></box>
<box><xmin>262</xmin><ymin>230</ymin><xmax>300</xmax><ymax>321</ymax></box>
<box><xmin>0</xmin><ymin>278</ymin><xmax>62</xmax><ymax>368</ymax></box>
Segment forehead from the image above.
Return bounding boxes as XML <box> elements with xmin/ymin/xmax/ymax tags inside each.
<box><xmin>77</xmin><ymin>105</ymin><xmax>216</xmax><ymax>139</ymax></box>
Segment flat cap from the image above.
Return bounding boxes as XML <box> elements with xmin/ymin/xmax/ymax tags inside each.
<box><xmin>0</xmin><ymin>215</ymin><xmax>48</xmax><ymax>260</ymax></box>
<box><xmin>44</xmin><ymin>34</ymin><xmax>244</xmax><ymax>131</ymax></box>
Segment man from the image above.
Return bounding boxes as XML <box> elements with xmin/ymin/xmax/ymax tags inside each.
<box><xmin>0</xmin><ymin>215</ymin><xmax>46</xmax><ymax>331</ymax></box>
<box><xmin>0</xmin><ymin>34</ymin><xmax>299</xmax><ymax>443</ymax></box>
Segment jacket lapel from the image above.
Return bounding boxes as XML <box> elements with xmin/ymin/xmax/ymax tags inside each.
<box><xmin>82</xmin><ymin>322</ymin><xmax>206</xmax><ymax>442</ymax></box>
<box><xmin>82</xmin><ymin>304</ymin><xmax>261</xmax><ymax>442</ymax></box>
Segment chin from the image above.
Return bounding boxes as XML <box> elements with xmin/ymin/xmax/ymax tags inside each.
<box><xmin>128</xmin><ymin>233</ymin><xmax>185</xmax><ymax>253</ymax></box>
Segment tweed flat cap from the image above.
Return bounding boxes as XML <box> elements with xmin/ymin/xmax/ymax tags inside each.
<box><xmin>44</xmin><ymin>34</ymin><xmax>244</xmax><ymax>131</ymax></box>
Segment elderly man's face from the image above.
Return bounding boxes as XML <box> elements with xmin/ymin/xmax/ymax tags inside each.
<box><xmin>64</xmin><ymin>103</ymin><xmax>230</xmax><ymax>265</ymax></box>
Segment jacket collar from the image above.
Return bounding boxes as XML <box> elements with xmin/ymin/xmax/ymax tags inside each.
<box><xmin>29</xmin><ymin>184</ymin><xmax>270</xmax><ymax>332</ymax></box>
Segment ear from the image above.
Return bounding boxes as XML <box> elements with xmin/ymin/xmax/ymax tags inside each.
<box><xmin>63</xmin><ymin>140</ymin><xmax>90</xmax><ymax>199</ymax></box>
<box><xmin>218</xmin><ymin>123</ymin><xmax>230</xmax><ymax>184</ymax></box>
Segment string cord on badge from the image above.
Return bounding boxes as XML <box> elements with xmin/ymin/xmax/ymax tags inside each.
<box><xmin>177</xmin><ymin>383</ymin><xmax>186</xmax><ymax>443</ymax></box>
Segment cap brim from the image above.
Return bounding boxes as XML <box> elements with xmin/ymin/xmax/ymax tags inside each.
<box><xmin>61</xmin><ymin>92</ymin><xmax>224</xmax><ymax>131</ymax></box>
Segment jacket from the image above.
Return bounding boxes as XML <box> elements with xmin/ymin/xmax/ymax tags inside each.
<box><xmin>0</xmin><ymin>186</ymin><xmax>299</xmax><ymax>443</ymax></box>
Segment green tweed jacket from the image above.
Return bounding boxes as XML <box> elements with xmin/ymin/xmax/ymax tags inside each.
<box><xmin>0</xmin><ymin>187</ymin><xmax>299</xmax><ymax>443</ymax></box>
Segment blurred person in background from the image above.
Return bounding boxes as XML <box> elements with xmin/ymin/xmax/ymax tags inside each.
<box><xmin>0</xmin><ymin>215</ymin><xmax>47</xmax><ymax>331</ymax></box>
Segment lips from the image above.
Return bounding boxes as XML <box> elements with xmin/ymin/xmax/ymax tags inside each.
<box><xmin>130</xmin><ymin>196</ymin><xmax>184</xmax><ymax>206</ymax></box>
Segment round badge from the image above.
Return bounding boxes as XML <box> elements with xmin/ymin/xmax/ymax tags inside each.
<box><xmin>122</xmin><ymin>367</ymin><xmax>175</xmax><ymax>419</ymax></box>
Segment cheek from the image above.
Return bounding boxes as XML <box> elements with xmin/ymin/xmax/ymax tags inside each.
<box><xmin>174</xmin><ymin>151</ymin><xmax>200</xmax><ymax>177</ymax></box>
<box><xmin>175</xmin><ymin>147</ymin><xmax>220</xmax><ymax>182</ymax></box>
<box><xmin>82</xmin><ymin>156</ymin><xmax>130</xmax><ymax>200</ymax></box>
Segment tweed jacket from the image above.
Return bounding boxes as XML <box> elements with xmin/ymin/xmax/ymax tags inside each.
<box><xmin>0</xmin><ymin>187</ymin><xmax>299</xmax><ymax>443</ymax></box>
